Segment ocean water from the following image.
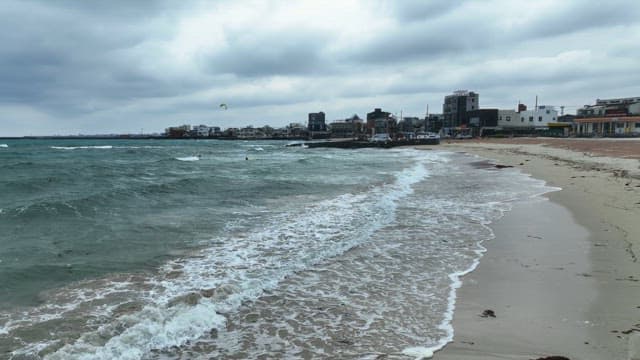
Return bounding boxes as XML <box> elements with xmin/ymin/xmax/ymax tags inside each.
<box><xmin>0</xmin><ymin>139</ymin><xmax>553</xmax><ymax>359</ymax></box>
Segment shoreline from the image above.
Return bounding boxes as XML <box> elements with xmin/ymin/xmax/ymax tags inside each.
<box><xmin>424</xmin><ymin>139</ymin><xmax>640</xmax><ymax>359</ymax></box>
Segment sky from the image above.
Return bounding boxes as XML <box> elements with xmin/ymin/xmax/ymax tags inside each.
<box><xmin>1</xmin><ymin>0</ymin><xmax>640</xmax><ymax>136</ymax></box>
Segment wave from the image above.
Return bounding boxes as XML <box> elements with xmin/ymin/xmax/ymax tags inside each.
<box><xmin>0</xmin><ymin>143</ymin><xmax>8</xmax><ymax>148</ymax></box>
<box><xmin>175</xmin><ymin>156</ymin><xmax>200</xmax><ymax>161</ymax></box>
<box><xmin>50</xmin><ymin>146</ymin><xmax>113</xmax><ymax>150</ymax></box>
<box><xmin>3</xmin><ymin>150</ymin><xmax>558</xmax><ymax>359</ymax></box>
<box><xmin>6</xmin><ymin>158</ymin><xmax>431</xmax><ymax>359</ymax></box>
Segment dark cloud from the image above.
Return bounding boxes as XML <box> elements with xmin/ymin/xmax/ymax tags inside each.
<box><xmin>203</xmin><ymin>31</ymin><xmax>330</xmax><ymax>77</ymax></box>
<box><xmin>0</xmin><ymin>0</ymin><xmax>639</xmax><ymax>136</ymax></box>
<box><xmin>519</xmin><ymin>1</ymin><xmax>640</xmax><ymax>39</ymax></box>
<box><xmin>391</xmin><ymin>0</ymin><xmax>468</xmax><ymax>22</ymax></box>
<box><xmin>347</xmin><ymin>18</ymin><xmax>497</xmax><ymax>64</ymax></box>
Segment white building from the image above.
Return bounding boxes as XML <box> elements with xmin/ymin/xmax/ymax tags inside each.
<box><xmin>497</xmin><ymin>110</ymin><xmax>518</xmax><ymax>127</ymax></box>
<box><xmin>508</xmin><ymin>106</ymin><xmax>558</xmax><ymax>128</ymax></box>
<box><xmin>193</xmin><ymin>125</ymin><xmax>211</xmax><ymax>137</ymax></box>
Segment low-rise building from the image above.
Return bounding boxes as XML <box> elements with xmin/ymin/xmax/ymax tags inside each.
<box><xmin>366</xmin><ymin>108</ymin><xmax>397</xmax><ymax>138</ymax></box>
<box><xmin>575</xmin><ymin>116</ymin><xmax>640</xmax><ymax>136</ymax></box>
<box><xmin>165</xmin><ymin>125</ymin><xmax>191</xmax><ymax>138</ymax></box>
<box><xmin>193</xmin><ymin>125</ymin><xmax>211</xmax><ymax>137</ymax></box>
<box><xmin>515</xmin><ymin>105</ymin><xmax>558</xmax><ymax>127</ymax></box>
<box><xmin>498</xmin><ymin>110</ymin><xmax>518</xmax><ymax>127</ymax></box>
<box><xmin>330</xmin><ymin>114</ymin><xmax>364</xmax><ymax>139</ymax></box>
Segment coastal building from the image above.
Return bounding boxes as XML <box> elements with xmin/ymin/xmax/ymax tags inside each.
<box><xmin>575</xmin><ymin>97</ymin><xmax>640</xmax><ymax>136</ymax></box>
<box><xmin>287</xmin><ymin>123</ymin><xmax>308</xmax><ymax>138</ymax></box>
<box><xmin>578</xmin><ymin>96</ymin><xmax>640</xmax><ymax>118</ymax></box>
<box><xmin>575</xmin><ymin>116</ymin><xmax>640</xmax><ymax>136</ymax></box>
<box><xmin>308</xmin><ymin>112</ymin><xmax>329</xmax><ymax>139</ymax></box>
<box><xmin>443</xmin><ymin>90</ymin><xmax>479</xmax><ymax>128</ymax></box>
<box><xmin>366</xmin><ymin>108</ymin><xmax>397</xmax><ymax>138</ymax></box>
<box><xmin>558</xmin><ymin>114</ymin><xmax>576</xmax><ymax>123</ymax></box>
<box><xmin>223</xmin><ymin>127</ymin><xmax>239</xmax><ymax>137</ymax></box>
<box><xmin>165</xmin><ymin>125</ymin><xmax>191</xmax><ymax>138</ymax></box>
<box><xmin>238</xmin><ymin>126</ymin><xmax>261</xmax><ymax>139</ymax></box>
<box><xmin>465</xmin><ymin>109</ymin><xmax>498</xmax><ymax>127</ymax></box>
<box><xmin>193</xmin><ymin>125</ymin><xmax>210</xmax><ymax>137</ymax></box>
<box><xmin>516</xmin><ymin>105</ymin><xmax>558</xmax><ymax>127</ymax></box>
<box><xmin>329</xmin><ymin>114</ymin><xmax>364</xmax><ymax>139</ymax></box>
<box><xmin>498</xmin><ymin>109</ymin><xmax>518</xmax><ymax>127</ymax></box>
<box><xmin>398</xmin><ymin>117</ymin><xmax>423</xmax><ymax>133</ymax></box>
<box><xmin>308</xmin><ymin>112</ymin><xmax>327</xmax><ymax>132</ymax></box>
<box><xmin>426</xmin><ymin>113</ymin><xmax>444</xmax><ymax>132</ymax></box>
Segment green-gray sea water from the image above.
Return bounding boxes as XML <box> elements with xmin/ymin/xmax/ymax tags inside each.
<box><xmin>0</xmin><ymin>139</ymin><xmax>552</xmax><ymax>359</ymax></box>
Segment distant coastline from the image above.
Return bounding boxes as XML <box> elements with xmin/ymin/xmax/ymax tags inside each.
<box><xmin>0</xmin><ymin>135</ymin><xmax>309</xmax><ymax>141</ymax></box>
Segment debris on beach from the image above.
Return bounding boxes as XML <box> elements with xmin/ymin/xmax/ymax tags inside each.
<box><xmin>533</xmin><ymin>356</ymin><xmax>570</xmax><ymax>360</ymax></box>
<box><xmin>480</xmin><ymin>309</ymin><xmax>496</xmax><ymax>318</ymax></box>
<box><xmin>493</xmin><ymin>164</ymin><xmax>513</xmax><ymax>169</ymax></box>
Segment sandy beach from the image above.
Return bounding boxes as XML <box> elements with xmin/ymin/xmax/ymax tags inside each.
<box><xmin>426</xmin><ymin>138</ymin><xmax>640</xmax><ymax>359</ymax></box>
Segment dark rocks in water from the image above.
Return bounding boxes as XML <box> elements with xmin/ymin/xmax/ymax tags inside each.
<box><xmin>200</xmin><ymin>288</ymin><xmax>215</xmax><ymax>298</ymax></box>
<box><xmin>494</xmin><ymin>164</ymin><xmax>514</xmax><ymax>169</ymax></box>
<box><xmin>112</xmin><ymin>301</ymin><xmax>144</xmax><ymax>317</ymax></box>
<box><xmin>168</xmin><ymin>292</ymin><xmax>201</xmax><ymax>307</ymax></box>
<box><xmin>480</xmin><ymin>309</ymin><xmax>496</xmax><ymax>318</ymax></box>
<box><xmin>336</xmin><ymin>338</ymin><xmax>354</xmax><ymax>345</ymax></box>
<box><xmin>534</xmin><ymin>357</ymin><xmax>571</xmax><ymax>360</ymax></box>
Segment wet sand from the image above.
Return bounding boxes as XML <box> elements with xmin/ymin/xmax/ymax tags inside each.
<box><xmin>425</xmin><ymin>138</ymin><xmax>640</xmax><ymax>359</ymax></box>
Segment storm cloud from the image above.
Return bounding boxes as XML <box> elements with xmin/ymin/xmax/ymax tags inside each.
<box><xmin>1</xmin><ymin>0</ymin><xmax>639</xmax><ymax>136</ymax></box>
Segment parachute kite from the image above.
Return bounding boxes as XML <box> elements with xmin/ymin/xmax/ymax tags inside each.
<box><xmin>219</xmin><ymin>103</ymin><xmax>228</xmax><ymax>110</ymax></box>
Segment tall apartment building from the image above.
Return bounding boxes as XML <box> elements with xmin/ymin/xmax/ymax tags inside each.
<box><xmin>443</xmin><ymin>90</ymin><xmax>479</xmax><ymax>128</ymax></box>
<box><xmin>308</xmin><ymin>112</ymin><xmax>327</xmax><ymax>132</ymax></box>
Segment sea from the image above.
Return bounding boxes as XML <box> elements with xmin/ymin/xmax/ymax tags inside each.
<box><xmin>0</xmin><ymin>139</ymin><xmax>553</xmax><ymax>359</ymax></box>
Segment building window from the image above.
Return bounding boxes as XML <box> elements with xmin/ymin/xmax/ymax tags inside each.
<box><xmin>521</xmin><ymin>117</ymin><xmax>524</xmax><ymax>122</ymax></box>
<box><xmin>553</xmin><ymin>117</ymin><xmax>556</xmax><ymax>121</ymax></box>
<box><xmin>529</xmin><ymin>116</ymin><xmax>533</xmax><ymax>122</ymax></box>
<box><xmin>546</xmin><ymin>110</ymin><xmax>550</xmax><ymax>114</ymax></box>
<box><xmin>506</xmin><ymin>116</ymin><xmax>511</xmax><ymax>121</ymax></box>
<box><xmin>499</xmin><ymin>116</ymin><xmax>502</xmax><ymax>121</ymax></box>
<box><xmin>538</xmin><ymin>116</ymin><xmax>542</xmax><ymax>122</ymax></box>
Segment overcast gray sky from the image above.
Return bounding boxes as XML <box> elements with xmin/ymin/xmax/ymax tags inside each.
<box><xmin>1</xmin><ymin>0</ymin><xmax>639</xmax><ymax>136</ymax></box>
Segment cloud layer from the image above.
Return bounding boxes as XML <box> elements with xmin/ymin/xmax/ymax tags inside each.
<box><xmin>1</xmin><ymin>0</ymin><xmax>639</xmax><ymax>136</ymax></box>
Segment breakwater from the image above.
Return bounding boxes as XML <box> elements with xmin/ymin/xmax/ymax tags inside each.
<box><xmin>302</xmin><ymin>138</ymin><xmax>440</xmax><ymax>149</ymax></box>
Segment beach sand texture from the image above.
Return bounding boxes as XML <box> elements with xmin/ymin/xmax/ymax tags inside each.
<box><xmin>431</xmin><ymin>138</ymin><xmax>640</xmax><ymax>359</ymax></box>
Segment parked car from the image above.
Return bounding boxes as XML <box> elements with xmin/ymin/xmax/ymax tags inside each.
<box><xmin>370</xmin><ymin>133</ymin><xmax>391</xmax><ymax>142</ymax></box>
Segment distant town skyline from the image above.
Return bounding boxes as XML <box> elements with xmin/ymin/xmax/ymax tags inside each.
<box><xmin>2</xmin><ymin>0</ymin><xmax>640</xmax><ymax>136</ymax></box>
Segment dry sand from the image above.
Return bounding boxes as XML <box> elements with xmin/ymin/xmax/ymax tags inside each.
<box><xmin>424</xmin><ymin>138</ymin><xmax>640</xmax><ymax>360</ymax></box>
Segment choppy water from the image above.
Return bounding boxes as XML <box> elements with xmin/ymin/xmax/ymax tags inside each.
<box><xmin>0</xmin><ymin>139</ymin><xmax>552</xmax><ymax>359</ymax></box>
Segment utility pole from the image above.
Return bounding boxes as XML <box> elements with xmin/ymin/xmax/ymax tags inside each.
<box><xmin>425</xmin><ymin>104</ymin><xmax>429</xmax><ymax>132</ymax></box>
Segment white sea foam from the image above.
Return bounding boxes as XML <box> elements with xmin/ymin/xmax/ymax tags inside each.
<box><xmin>51</xmin><ymin>145</ymin><xmax>113</xmax><ymax>150</ymax></box>
<box><xmin>32</xmin><ymin>156</ymin><xmax>431</xmax><ymax>359</ymax></box>
<box><xmin>0</xmin><ymin>143</ymin><xmax>8</xmax><ymax>148</ymax></box>
<box><xmin>175</xmin><ymin>156</ymin><xmax>200</xmax><ymax>161</ymax></box>
<box><xmin>6</xmin><ymin>149</ymin><xmax>558</xmax><ymax>359</ymax></box>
